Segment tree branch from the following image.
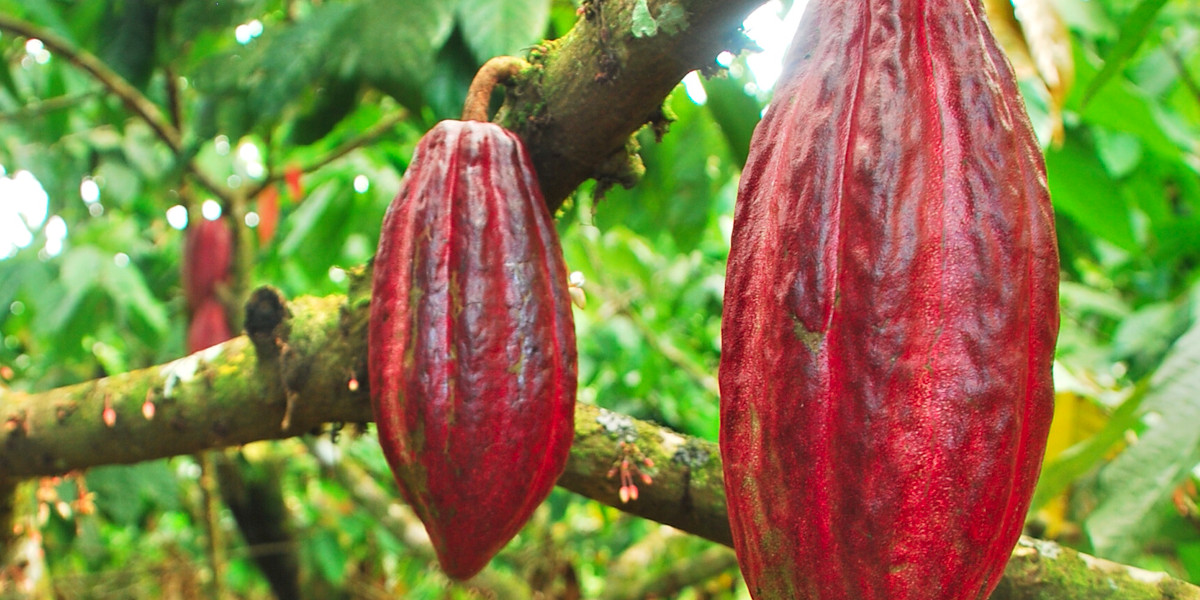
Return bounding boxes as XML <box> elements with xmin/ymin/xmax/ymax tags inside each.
<box><xmin>1</xmin><ymin>280</ymin><xmax>1197</xmax><ymax>598</ymax></box>
<box><xmin>499</xmin><ymin>0</ymin><xmax>764</xmax><ymax>209</ymax></box>
<box><xmin>249</xmin><ymin>109</ymin><xmax>410</xmax><ymax>200</ymax></box>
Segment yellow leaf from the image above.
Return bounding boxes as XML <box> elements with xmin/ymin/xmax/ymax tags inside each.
<box><xmin>984</xmin><ymin>0</ymin><xmax>1038</xmax><ymax>81</ymax></box>
<box><xmin>1013</xmin><ymin>0</ymin><xmax>1075</xmax><ymax>144</ymax></box>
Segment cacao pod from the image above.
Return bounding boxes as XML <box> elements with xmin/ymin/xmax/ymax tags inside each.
<box><xmin>718</xmin><ymin>1</ymin><xmax>1060</xmax><ymax>598</ymax></box>
<box><xmin>182</xmin><ymin>217</ymin><xmax>233</xmax><ymax>311</ymax></box>
<box><xmin>368</xmin><ymin>120</ymin><xmax>577</xmax><ymax>579</ymax></box>
<box><xmin>188</xmin><ymin>297</ymin><xmax>232</xmax><ymax>353</ymax></box>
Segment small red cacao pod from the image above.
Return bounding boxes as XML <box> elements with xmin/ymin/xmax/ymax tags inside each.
<box><xmin>182</xmin><ymin>218</ymin><xmax>233</xmax><ymax>310</ymax></box>
<box><xmin>368</xmin><ymin>120</ymin><xmax>577</xmax><ymax>580</ymax></box>
<box><xmin>719</xmin><ymin>1</ymin><xmax>1060</xmax><ymax>598</ymax></box>
<box><xmin>187</xmin><ymin>298</ymin><xmax>232</xmax><ymax>353</ymax></box>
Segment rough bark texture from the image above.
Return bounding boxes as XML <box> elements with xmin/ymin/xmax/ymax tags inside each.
<box><xmin>719</xmin><ymin>0</ymin><xmax>1060</xmax><ymax>598</ymax></box>
<box><xmin>497</xmin><ymin>0</ymin><xmax>764</xmax><ymax>208</ymax></box>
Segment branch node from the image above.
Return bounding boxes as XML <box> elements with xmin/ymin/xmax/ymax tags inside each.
<box><xmin>245</xmin><ymin>286</ymin><xmax>291</xmax><ymax>362</ymax></box>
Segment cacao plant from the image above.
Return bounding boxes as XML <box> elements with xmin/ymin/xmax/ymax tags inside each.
<box><xmin>368</xmin><ymin>118</ymin><xmax>577</xmax><ymax>579</ymax></box>
<box><xmin>187</xmin><ymin>297</ymin><xmax>233</xmax><ymax>353</ymax></box>
<box><xmin>718</xmin><ymin>1</ymin><xmax>1060</xmax><ymax>598</ymax></box>
<box><xmin>182</xmin><ymin>217</ymin><xmax>233</xmax><ymax>311</ymax></box>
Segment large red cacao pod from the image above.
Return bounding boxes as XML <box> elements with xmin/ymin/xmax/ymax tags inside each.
<box><xmin>182</xmin><ymin>217</ymin><xmax>233</xmax><ymax>311</ymax></box>
<box><xmin>368</xmin><ymin>120</ymin><xmax>577</xmax><ymax>580</ymax></box>
<box><xmin>719</xmin><ymin>1</ymin><xmax>1060</xmax><ymax>598</ymax></box>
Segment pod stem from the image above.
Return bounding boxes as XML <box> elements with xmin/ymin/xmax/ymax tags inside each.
<box><xmin>462</xmin><ymin>56</ymin><xmax>530</xmax><ymax>122</ymax></box>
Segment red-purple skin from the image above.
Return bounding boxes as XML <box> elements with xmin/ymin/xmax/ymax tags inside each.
<box><xmin>368</xmin><ymin>120</ymin><xmax>577</xmax><ymax>580</ymax></box>
<box><xmin>187</xmin><ymin>298</ymin><xmax>232</xmax><ymax>353</ymax></box>
<box><xmin>182</xmin><ymin>218</ymin><xmax>233</xmax><ymax>311</ymax></box>
<box><xmin>719</xmin><ymin>1</ymin><xmax>1060</xmax><ymax>598</ymax></box>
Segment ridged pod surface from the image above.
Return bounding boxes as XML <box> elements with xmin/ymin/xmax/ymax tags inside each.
<box><xmin>719</xmin><ymin>0</ymin><xmax>1059</xmax><ymax>598</ymax></box>
<box><xmin>368</xmin><ymin>120</ymin><xmax>577</xmax><ymax>580</ymax></box>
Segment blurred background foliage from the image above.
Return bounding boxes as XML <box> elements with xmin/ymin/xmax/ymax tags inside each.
<box><xmin>1</xmin><ymin>0</ymin><xmax>1199</xmax><ymax>597</ymax></box>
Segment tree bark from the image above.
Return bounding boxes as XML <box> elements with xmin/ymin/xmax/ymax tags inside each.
<box><xmin>499</xmin><ymin>0</ymin><xmax>765</xmax><ymax>209</ymax></box>
<box><xmin>1</xmin><ymin>282</ymin><xmax>1198</xmax><ymax>599</ymax></box>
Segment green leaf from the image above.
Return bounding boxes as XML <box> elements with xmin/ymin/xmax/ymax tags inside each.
<box><xmin>702</xmin><ymin>71</ymin><xmax>762</xmax><ymax>168</ymax></box>
<box><xmin>98</xmin><ymin>0</ymin><xmax>159</xmax><ymax>89</ymax></box>
<box><xmin>1081</xmin><ymin>0</ymin><xmax>1169</xmax><ymax>106</ymax></box>
<box><xmin>191</xmin><ymin>3</ymin><xmax>357</xmax><ymax>134</ymax></box>
<box><xmin>43</xmin><ymin>247</ymin><xmax>107</xmax><ymax>334</ymax></box>
<box><xmin>286</xmin><ymin>77</ymin><xmax>362</xmax><ymax>146</ymax></box>
<box><xmin>1084</xmin><ymin>317</ymin><xmax>1200</xmax><ymax>561</ymax></box>
<box><xmin>308</xmin><ymin>529</ymin><xmax>348</xmax><ymax>584</ymax></box>
<box><xmin>86</xmin><ymin>461</ymin><xmax>182</xmax><ymax>526</ymax></box>
<box><xmin>1179</xmin><ymin>540</ymin><xmax>1200</xmax><ymax>583</ymax></box>
<box><xmin>1044</xmin><ymin>136</ymin><xmax>1137</xmax><ymax>250</ymax></box>
<box><xmin>347</xmin><ymin>0</ymin><xmax>456</xmax><ymax>110</ymax></box>
<box><xmin>1081</xmin><ymin>79</ymin><xmax>1184</xmax><ymax>162</ymax></box>
<box><xmin>1029</xmin><ymin>385</ymin><xmax>1145</xmax><ymax>512</ymax></box>
<box><xmin>456</xmin><ymin>0</ymin><xmax>550</xmax><ymax>63</ymax></box>
<box><xmin>596</xmin><ymin>89</ymin><xmax>733</xmax><ymax>252</ymax></box>
<box><xmin>1058</xmin><ymin>281</ymin><xmax>1131</xmax><ymax>321</ymax></box>
<box><xmin>1111</xmin><ymin>302</ymin><xmax>1186</xmax><ymax>376</ymax></box>
<box><xmin>423</xmin><ymin>29</ymin><xmax>484</xmax><ymax>121</ymax></box>
<box><xmin>101</xmin><ymin>258</ymin><xmax>169</xmax><ymax>342</ymax></box>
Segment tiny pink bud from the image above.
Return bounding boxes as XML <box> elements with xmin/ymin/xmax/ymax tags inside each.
<box><xmin>102</xmin><ymin>395</ymin><xmax>116</xmax><ymax>427</ymax></box>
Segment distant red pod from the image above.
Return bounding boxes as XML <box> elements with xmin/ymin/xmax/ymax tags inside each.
<box><xmin>187</xmin><ymin>298</ymin><xmax>232</xmax><ymax>353</ymax></box>
<box><xmin>181</xmin><ymin>217</ymin><xmax>233</xmax><ymax>311</ymax></box>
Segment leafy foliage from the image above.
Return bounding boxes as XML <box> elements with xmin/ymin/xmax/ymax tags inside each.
<box><xmin>1</xmin><ymin>0</ymin><xmax>1200</xmax><ymax>596</ymax></box>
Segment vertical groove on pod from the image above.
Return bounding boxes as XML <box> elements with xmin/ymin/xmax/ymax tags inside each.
<box><xmin>369</xmin><ymin>120</ymin><xmax>577</xmax><ymax>581</ymax></box>
<box><xmin>719</xmin><ymin>0</ymin><xmax>1058</xmax><ymax>597</ymax></box>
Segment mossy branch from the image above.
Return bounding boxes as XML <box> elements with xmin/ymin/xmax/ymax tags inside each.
<box><xmin>497</xmin><ymin>0</ymin><xmax>765</xmax><ymax>209</ymax></box>
<box><xmin>1</xmin><ymin>281</ymin><xmax>1197</xmax><ymax>598</ymax></box>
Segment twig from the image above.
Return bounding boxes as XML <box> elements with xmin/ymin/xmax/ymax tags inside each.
<box><xmin>195</xmin><ymin>452</ymin><xmax>227</xmax><ymax>599</ymax></box>
<box><xmin>1164</xmin><ymin>41</ymin><xmax>1200</xmax><ymax>108</ymax></box>
<box><xmin>321</xmin><ymin>444</ymin><xmax>535</xmax><ymax>598</ymax></box>
<box><xmin>601</xmin><ymin>526</ymin><xmax>737</xmax><ymax>600</ymax></box>
<box><xmin>0</xmin><ymin>91</ymin><xmax>99</xmax><ymax>122</ymax></box>
<box><xmin>247</xmin><ymin>109</ymin><xmax>409</xmax><ymax>199</ymax></box>
<box><xmin>0</xmin><ymin>14</ymin><xmax>233</xmax><ymax>205</ymax></box>
<box><xmin>593</xmin><ymin>283</ymin><xmax>720</xmax><ymax>398</ymax></box>
<box><xmin>581</xmin><ymin>240</ymin><xmax>720</xmax><ymax>398</ymax></box>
